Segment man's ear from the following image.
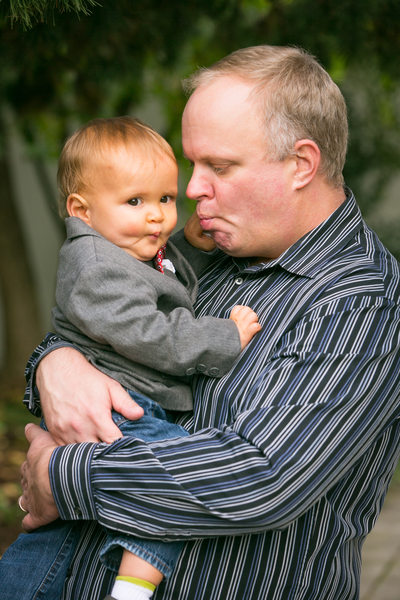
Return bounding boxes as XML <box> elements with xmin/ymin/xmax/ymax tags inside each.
<box><xmin>66</xmin><ymin>193</ymin><xmax>91</xmax><ymax>224</ymax></box>
<box><xmin>292</xmin><ymin>139</ymin><xmax>320</xmax><ymax>190</ymax></box>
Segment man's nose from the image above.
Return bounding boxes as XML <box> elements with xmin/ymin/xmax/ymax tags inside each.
<box><xmin>186</xmin><ymin>169</ymin><xmax>213</xmax><ymax>201</ymax></box>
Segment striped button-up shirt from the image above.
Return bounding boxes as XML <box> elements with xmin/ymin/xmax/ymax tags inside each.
<box><xmin>25</xmin><ymin>190</ymin><xmax>400</xmax><ymax>600</ymax></box>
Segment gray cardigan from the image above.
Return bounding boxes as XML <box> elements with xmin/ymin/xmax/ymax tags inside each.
<box><xmin>52</xmin><ymin>217</ymin><xmax>241</xmax><ymax>411</ymax></box>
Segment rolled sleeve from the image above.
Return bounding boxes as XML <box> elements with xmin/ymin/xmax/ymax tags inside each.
<box><xmin>23</xmin><ymin>333</ymin><xmax>77</xmax><ymax>417</ymax></box>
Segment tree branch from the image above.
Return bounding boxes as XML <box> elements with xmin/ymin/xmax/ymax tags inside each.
<box><xmin>2</xmin><ymin>0</ymin><xmax>101</xmax><ymax>29</ymax></box>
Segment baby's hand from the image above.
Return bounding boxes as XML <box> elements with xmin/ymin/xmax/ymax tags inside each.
<box><xmin>230</xmin><ymin>305</ymin><xmax>261</xmax><ymax>350</ymax></box>
<box><xmin>184</xmin><ymin>211</ymin><xmax>216</xmax><ymax>252</ymax></box>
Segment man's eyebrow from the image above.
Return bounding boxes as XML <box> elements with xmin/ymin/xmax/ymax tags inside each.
<box><xmin>183</xmin><ymin>154</ymin><xmax>236</xmax><ymax>165</ymax></box>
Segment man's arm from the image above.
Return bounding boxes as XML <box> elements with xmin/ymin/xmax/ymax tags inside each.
<box><xmin>27</xmin><ymin>342</ymin><xmax>143</xmax><ymax>444</ymax></box>
<box><xmin>22</xmin><ymin>301</ymin><xmax>400</xmax><ymax>540</ymax></box>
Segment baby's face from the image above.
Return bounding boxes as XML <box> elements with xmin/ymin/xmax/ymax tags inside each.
<box><xmin>82</xmin><ymin>145</ymin><xmax>178</xmax><ymax>261</ymax></box>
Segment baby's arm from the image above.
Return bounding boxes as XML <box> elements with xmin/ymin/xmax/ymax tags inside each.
<box><xmin>184</xmin><ymin>213</ymin><xmax>261</xmax><ymax>349</ymax></box>
<box><xmin>230</xmin><ymin>305</ymin><xmax>261</xmax><ymax>350</ymax></box>
<box><xmin>184</xmin><ymin>211</ymin><xmax>217</xmax><ymax>251</ymax></box>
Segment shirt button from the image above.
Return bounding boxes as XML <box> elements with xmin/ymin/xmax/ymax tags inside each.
<box><xmin>186</xmin><ymin>367</ymin><xmax>196</xmax><ymax>376</ymax></box>
<box><xmin>234</xmin><ymin>277</ymin><xmax>243</xmax><ymax>285</ymax></box>
<box><xmin>74</xmin><ymin>507</ymin><xmax>83</xmax><ymax>517</ymax></box>
<box><xmin>197</xmin><ymin>364</ymin><xmax>207</xmax><ymax>373</ymax></box>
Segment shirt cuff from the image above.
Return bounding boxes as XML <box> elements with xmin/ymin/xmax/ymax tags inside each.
<box><xmin>23</xmin><ymin>334</ymin><xmax>85</xmax><ymax>417</ymax></box>
<box><xmin>49</xmin><ymin>442</ymin><xmax>98</xmax><ymax>520</ymax></box>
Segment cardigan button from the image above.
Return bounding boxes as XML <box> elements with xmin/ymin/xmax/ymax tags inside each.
<box><xmin>209</xmin><ymin>367</ymin><xmax>220</xmax><ymax>376</ymax></box>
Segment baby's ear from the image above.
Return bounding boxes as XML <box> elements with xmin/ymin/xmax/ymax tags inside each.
<box><xmin>66</xmin><ymin>193</ymin><xmax>91</xmax><ymax>224</ymax></box>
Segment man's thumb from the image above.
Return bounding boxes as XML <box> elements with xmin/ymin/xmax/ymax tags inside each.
<box><xmin>24</xmin><ymin>422</ymin><xmax>44</xmax><ymax>443</ymax></box>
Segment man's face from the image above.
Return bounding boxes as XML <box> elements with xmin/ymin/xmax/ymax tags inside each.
<box><xmin>182</xmin><ymin>76</ymin><xmax>300</xmax><ymax>260</ymax></box>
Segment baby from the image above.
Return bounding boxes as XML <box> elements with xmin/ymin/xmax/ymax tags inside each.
<box><xmin>0</xmin><ymin>116</ymin><xmax>261</xmax><ymax>600</ymax></box>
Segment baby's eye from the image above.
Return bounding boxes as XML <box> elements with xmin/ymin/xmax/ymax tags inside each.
<box><xmin>128</xmin><ymin>198</ymin><xmax>142</xmax><ymax>206</ymax></box>
<box><xmin>160</xmin><ymin>195</ymin><xmax>174</xmax><ymax>203</ymax></box>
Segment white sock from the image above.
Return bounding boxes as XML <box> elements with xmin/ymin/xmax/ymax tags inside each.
<box><xmin>111</xmin><ymin>578</ymin><xmax>154</xmax><ymax>600</ymax></box>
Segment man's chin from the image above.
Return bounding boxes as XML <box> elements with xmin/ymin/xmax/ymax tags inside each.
<box><xmin>214</xmin><ymin>244</ymin><xmax>244</xmax><ymax>258</ymax></box>
<box><xmin>213</xmin><ymin>238</ymin><xmax>248</xmax><ymax>258</ymax></box>
<box><xmin>212</xmin><ymin>233</ymin><xmax>234</xmax><ymax>254</ymax></box>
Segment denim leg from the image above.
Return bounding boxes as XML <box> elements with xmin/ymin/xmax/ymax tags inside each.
<box><xmin>0</xmin><ymin>521</ymin><xmax>82</xmax><ymax>600</ymax></box>
<box><xmin>100</xmin><ymin>391</ymin><xmax>188</xmax><ymax>578</ymax></box>
<box><xmin>0</xmin><ymin>416</ymin><xmax>83</xmax><ymax>599</ymax></box>
<box><xmin>112</xmin><ymin>391</ymin><xmax>189</xmax><ymax>442</ymax></box>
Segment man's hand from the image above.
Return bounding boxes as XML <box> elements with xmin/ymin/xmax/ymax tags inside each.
<box><xmin>20</xmin><ymin>423</ymin><xmax>59</xmax><ymax>531</ymax></box>
<box><xmin>37</xmin><ymin>347</ymin><xmax>144</xmax><ymax>444</ymax></box>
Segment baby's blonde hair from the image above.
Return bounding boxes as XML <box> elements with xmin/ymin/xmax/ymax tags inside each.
<box><xmin>57</xmin><ymin>116</ymin><xmax>176</xmax><ymax>218</ymax></box>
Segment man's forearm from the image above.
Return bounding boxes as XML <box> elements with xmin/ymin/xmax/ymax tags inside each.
<box><xmin>46</xmin><ymin>304</ymin><xmax>400</xmax><ymax>543</ymax></box>
<box><xmin>49</xmin><ymin>430</ymin><xmax>275</xmax><ymax>540</ymax></box>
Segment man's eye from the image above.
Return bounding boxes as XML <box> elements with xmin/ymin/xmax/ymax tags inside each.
<box><xmin>211</xmin><ymin>164</ymin><xmax>229</xmax><ymax>174</ymax></box>
<box><xmin>128</xmin><ymin>198</ymin><xmax>142</xmax><ymax>206</ymax></box>
<box><xmin>160</xmin><ymin>195</ymin><xmax>174</xmax><ymax>203</ymax></box>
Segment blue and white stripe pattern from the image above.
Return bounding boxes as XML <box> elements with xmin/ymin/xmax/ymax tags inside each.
<box><xmin>25</xmin><ymin>190</ymin><xmax>400</xmax><ymax>600</ymax></box>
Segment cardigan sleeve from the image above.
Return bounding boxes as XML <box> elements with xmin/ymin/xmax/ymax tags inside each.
<box><xmin>53</xmin><ymin>255</ymin><xmax>241</xmax><ymax>378</ymax></box>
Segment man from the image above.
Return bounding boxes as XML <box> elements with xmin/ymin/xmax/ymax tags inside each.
<box><xmin>19</xmin><ymin>46</ymin><xmax>400</xmax><ymax>600</ymax></box>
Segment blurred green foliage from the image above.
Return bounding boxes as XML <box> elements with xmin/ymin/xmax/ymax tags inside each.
<box><xmin>1</xmin><ymin>1</ymin><xmax>399</xmax><ymax>259</ymax></box>
<box><xmin>0</xmin><ymin>0</ymin><xmax>100</xmax><ymax>29</ymax></box>
<box><xmin>0</xmin><ymin>391</ymin><xmax>39</xmax><ymax>554</ymax></box>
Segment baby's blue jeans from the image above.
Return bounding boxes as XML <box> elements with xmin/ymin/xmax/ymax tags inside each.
<box><xmin>0</xmin><ymin>392</ymin><xmax>188</xmax><ymax>600</ymax></box>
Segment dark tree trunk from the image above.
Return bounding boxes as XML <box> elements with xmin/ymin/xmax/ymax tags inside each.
<box><xmin>0</xmin><ymin>117</ymin><xmax>43</xmax><ymax>390</ymax></box>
